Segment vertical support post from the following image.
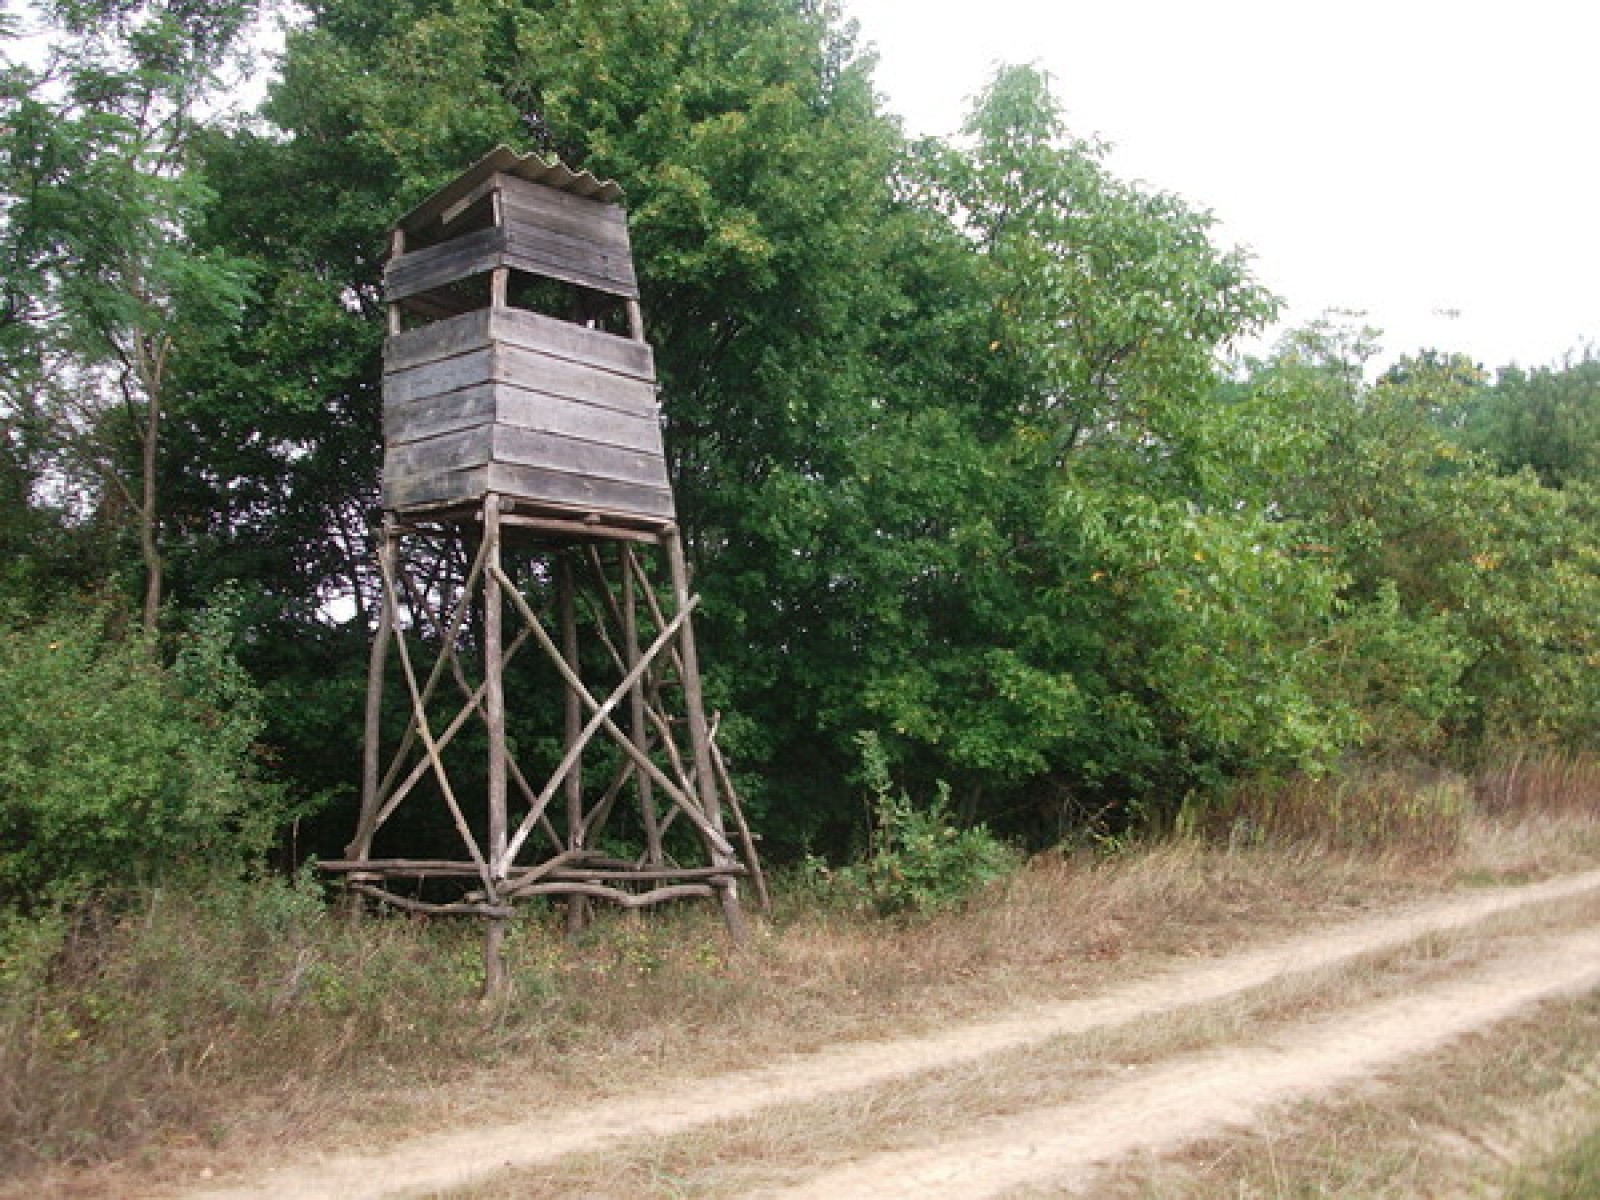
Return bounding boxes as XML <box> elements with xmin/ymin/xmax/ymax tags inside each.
<box><xmin>559</xmin><ymin>553</ymin><xmax>589</xmax><ymax>936</ymax></box>
<box><xmin>483</xmin><ymin>495</ymin><xmax>509</xmax><ymax>997</ymax></box>
<box><xmin>387</xmin><ymin>229</ymin><xmax>406</xmax><ymax>336</ymax></box>
<box><xmin>622</xmin><ymin>545</ymin><xmax>663</xmax><ymax>866</ymax></box>
<box><xmin>625</xmin><ymin>299</ymin><xmax>646</xmax><ymax>343</ymax></box>
<box><xmin>351</xmin><ymin>518</ymin><xmax>397</xmax><ymax>861</ymax></box>
<box><xmin>661</xmin><ymin>526</ymin><xmax>746</xmax><ymax>944</ymax></box>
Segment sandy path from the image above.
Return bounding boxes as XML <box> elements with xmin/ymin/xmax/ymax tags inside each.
<box><xmin>179</xmin><ymin>867</ymin><xmax>1600</xmax><ymax>1200</ymax></box>
<box><xmin>766</xmin><ymin>922</ymin><xmax>1600</xmax><ymax>1198</ymax></box>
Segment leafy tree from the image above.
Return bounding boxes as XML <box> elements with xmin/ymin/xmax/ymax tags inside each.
<box><xmin>174</xmin><ymin>0</ymin><xmax>917</xmax><ymax>850</ymax></box>
<box><xmin>845</xmin><ymin>66</ymin><xmax>1335</xmax><ymax>835</ymax></box>
<box><xmin>1464</xmin><ymin>353</ymin><xmax>1600</xmax><ymax>490</ymax></box>
<box><xmin>1236</xmin><ymin>321</ymin><xmax>1600</xmax><ymax>756</ymax></box>
<box><xmin>0</xmin><ymin>0</ymin><xmax>260</xmax><ymax>633</ymax></box>
<box><xmin>0</xmin><ymin>593</ymin><xmax>292</xmax><ymax>909</ymax></box>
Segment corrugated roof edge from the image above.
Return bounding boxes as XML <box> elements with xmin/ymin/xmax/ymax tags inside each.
<box><xmin>395</xmin><ymin>145</ymin><xmax>626</xmax><ymax>235</ymax></box>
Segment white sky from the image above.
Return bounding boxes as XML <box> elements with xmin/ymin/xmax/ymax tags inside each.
<box><xmin>843</xmin><ymin>0</ymin><xmax>1599</xmax><ymax>371</ymax></box>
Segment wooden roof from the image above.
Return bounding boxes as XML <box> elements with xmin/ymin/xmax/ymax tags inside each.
<box><xmin>395</xmin><ymin>146</ymin><xmax>625</xmax><ymax>237</ymax></box>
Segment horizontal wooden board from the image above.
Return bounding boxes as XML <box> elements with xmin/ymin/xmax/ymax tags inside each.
<box><xmin>486</xmin><ymin>460</ymin><xmax>675</xmax><ymax>522</ymax></box>
<box><xmin>384</xmin><ymin>348</ymin><xmax>496</xmax><ymax>405</ymax></box>
<box><xmin>386</xmin><ymin>378</ymin><xmax>661</xmax><ymax>450</ymax></box>
<box><xmin>383</xmin><ymin>458</ymin><xmax>675</xmax><ymax>523</ymax></box>
<box><xmin>496</xmin><ymin>344</ymin><xmax>656</xmax><ymax>415</ymax></box>
<box><xmin>384</xmin><ymin>425</ymin><xmax>493</xmax><ymax>480</ymax></box>
<box><xmin>498</xmin><ymin>174</ymin><xmax>630</xmax><ymax>241</ymax></box>
<box><xmin>384</xmin><ymin>463</ymin><xmax>489</xmax><ymax>511</ymax></box>
<box><xmin>501</xmin><ymin>215</ymin><xmax>630</xmax><ymax>268</ymax></box>
<box><xmin>385</xmin><ymin>227</ymin><xmax>506</xmax><ymax>301</ymax></box>
<box><xmin>384</xmin><ymin>384</ymin><xmax>497</xmax><ymax>444</ymax></box>
<box><xmin>385</xmin><ymin>306</ymin><xmax>654</xmax><ymax>382</ymax></box>
<box><xmin>494</xmin><ymin>383</ymin><xmax>663</xmax><ymax>453</ymax></box>
<box><xmin>491</xmin><ymin>424</ymin><xmax>670</xmax><ymax>491</ymax></box>
<box><xmin>502</xmin><ymin>247</ymin><xmax>637</xmax><ymax>301</ymax></box>
<box><xmin>384</xmin><ymin>310</ymin><xmax>492</xmax><ymax>374</ymax></box>
<box><xmin>489</xmin><ymin>307</ymin><xmax>654</xmax><ymax>379</ymax></box>
<box><xmin>503</xmin><ymin>227</ymin><xmax>638</xmax><ymax>298</ymax></box>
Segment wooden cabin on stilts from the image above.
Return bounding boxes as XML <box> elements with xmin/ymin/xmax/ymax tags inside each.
<box><xmin>321</xmin><ymin>148</ymin><xmax>766</xmax><ymax>995</ymax></box>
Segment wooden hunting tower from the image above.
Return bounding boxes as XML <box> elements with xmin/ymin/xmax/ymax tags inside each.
<box><xmin>324</xmin><ymin>148</ymin><xmax>763</xmax><ymax>983</ymax></box>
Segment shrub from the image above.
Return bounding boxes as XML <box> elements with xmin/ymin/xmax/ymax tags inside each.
<box><xmin>0</xmin><ymin>595</ymin><xmax>291</xmax><ymax>909</ymax></box>
<box><xmin>838</xmin><ymin>732</ymin><xmax>1019</xmax><ymax>916</ymax></box>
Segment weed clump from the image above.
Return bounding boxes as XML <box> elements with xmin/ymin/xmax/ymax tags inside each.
<box><xmin>830</xmin><ymin>733</ymin><xmax>1019</xmax><ymax>917</ymax></box>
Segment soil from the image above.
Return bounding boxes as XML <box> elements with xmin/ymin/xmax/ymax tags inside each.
<box><xmin>173</xmin><ymin>866</ymin><xmax>1600</xmax><ymax>1199</ymax></box>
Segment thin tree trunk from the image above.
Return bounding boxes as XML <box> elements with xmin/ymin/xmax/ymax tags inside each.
<box><xmin>135</xmin><ymin>332</ymin><xmax>169</xmax><ymax>639</ymax></box>
<box><xmin>139</xmin><ymin>390</ymin><xmax>161</xmax><ymax>637</ymax></box>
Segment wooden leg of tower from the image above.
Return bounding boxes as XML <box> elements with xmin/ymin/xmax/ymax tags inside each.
<box><xmin>559</xmin><ymin>553</ymin><xmax>589</xmax><ymax>937</ymax></box>
<box><xmin>483</xmin><ymin>496</ymin><xmax>509</xmax><ymax>996</ymax></box>
<box><xmin>483</xmin><ymin>910</ymin><xmax>507</xmax><ymax>1002</ymax></box>
<box><xmin>351</xmin><ymin>519</ymin><xmax>397</xmax><ymax>865</ymax></box>
<box><xmin>622</xmin><ymin>546</ymin><xmax>664</xmax><ymax>867</ymax></box>
<box><xmin>661</xmin><ymin>527</ymin><xmax>746</xmax><ymax>945</ymax></box>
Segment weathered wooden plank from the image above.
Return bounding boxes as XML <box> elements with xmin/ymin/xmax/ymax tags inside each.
<box><xmin>508</xmin><ymin>232</ymin><xmax>640</xmax><ymax>296</ymax></box>
<box><xmin>384</xmin><ymin>348</ymin><xmax>496</xmax><ymax>405</ymax></box>
<box><xmin>491</xmin><ymin>425</ymin><xmax>670</xmax><ymax>490</ymax></box>
<box><xmin>383</xmin><ymin>463</ymin><xmax>489</xmax><ymax>511</ymax></box>
<box><xmin>498</xmin><ymin>173</ymin><xmax>629</xmax><ymax>239</ymax></box>
<box><xmin>499</xmin><ymin>192</ymin><xmax>629</xmax><ymax>248</ymax></box>
<box><xmin>503</xmin><ymin>228</ymin><xmax>638</xmax><ymax>297</ymax></box>
<box><xmin>496</xmin><ymin>344</ymin><xmax>657</xmax><ymax>415</ymax></box>
<box><xmin>495</xmin><ymin>384</ymin><xmax>663</xmax><ymax>453</ymax></box>
<box><xmin>485</xmin><ymin>460</ymin><xmax>675</xmax><ymax>520</ymax></box>
<box><xmin>386</xmin><ymin>300</ymin><xmax>654</xmax><ymax>381</ymax></box>
<box><xmin>501</xmin><ymin>218</ymin><xmax>630</xmax><ymax>268</ymax></box>
<box><xmin>499</xmin><ymin>511</ymin><xmax>664</xmax><ymax>542</ymax></box>
<box><xmin>503</xmin><ymin>243</ymin><xmax>638</xmax><ymax>301</ymax></box>
<box><xmin>384</xmin><ymin>383</ymin><xmax>497</xmax><ymax>443</ymax></box>
<box><xmin>385</xmin><ymin>227</ymin><xmax>506</xmax><ymax>301</ymax></box>
<box><xmin>385</xmin><ymin>425</ymin><xmax>493</xmax><ymax>478</ymax></box>
<box><xmin>490</xmin><ymin>307</ymin><xmax>654</xmax><ymax>378</ymax></box>
<box><xmin>384</xmin><ymin>310</ymin><xmax>492</xmax><ymax>374</ymax></box>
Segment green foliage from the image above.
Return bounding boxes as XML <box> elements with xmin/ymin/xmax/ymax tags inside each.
<box><xmin>1</xmin><ymin>0</ymin><xmax>262</xmax><ymax>632</ymax></box>
<box><xmin>1465</xmin><ymin>353</ymin><xmax>1600</xmax><ymax>490</ymax></box>
<box><xmin>1235</xmin><ymin>323</ymin><xmax>1600</xmax><ymax>757</ymax></box>
<box><xmin>0</xmin><ymin>596</ymin><xmax>290</xmax><ymax>908</ymax></box>
<box><xmin>836</xmin><ymin>732</ymin><xmax>1018</xmax><ymax>916</ymax></box>
<box><xmin>7</xmin><ymin>0</ymin><xmax>1596</xmax><ymax>870</ymax></box>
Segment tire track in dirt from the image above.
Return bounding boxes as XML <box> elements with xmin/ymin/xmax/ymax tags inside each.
<box><xmin>763</xmin><ymin>922</ymin><xmax>1600</xmax><ymax>1198</ymax></box>
<box><xmin>178</xmin><ymin>867</ymin><xmax>1600</xmax><ymax>1200</ymax></box>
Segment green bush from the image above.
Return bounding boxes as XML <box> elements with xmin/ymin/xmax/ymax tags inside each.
<box><xmin>839</xmin><ymin>732</ymin><xmax>1018</xmax><ymax>916</ymax></box>
<box><xmin>0</xmin><ymin>595</ymin><xmax>291</xmax><ymax>909</ymax></box>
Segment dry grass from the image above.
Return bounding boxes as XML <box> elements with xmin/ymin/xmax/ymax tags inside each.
<box><xmin>1082</xmin><ymin>988</ymin><xmax>1600</xmax><ymax>1198</ymax></box>
<box><xmin>443</xmin><ymin>890</ymin><xmax>1600</xmax><ymax>1198</ymax></box>
<box><xmin>4</xmin><ymin>750</ymin><xmax>1599</xmax><ymax>1198</ymax></box>
<box><xmin>1476</xmin><ymin>747</ymin><xmax>1600</xmax><ymax>820</ymax></box>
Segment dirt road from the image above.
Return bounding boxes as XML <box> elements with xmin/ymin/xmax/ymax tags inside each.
<box><xmin>181</xmin><ymin>867</ymin><xmax>1600</xmax><ymax>1199</ymax></box>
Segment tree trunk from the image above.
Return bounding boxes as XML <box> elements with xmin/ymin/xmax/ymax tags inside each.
<box><xmin>136</xmin><ymin>332</ymin><xmax>168</xmax><ymax>639</ymax></box>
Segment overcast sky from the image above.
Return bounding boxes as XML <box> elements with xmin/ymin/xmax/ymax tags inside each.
<box><xmin>843</xmin><ymin>0</ymin><xmax>1598</xmax><ymax>372</ymax></box>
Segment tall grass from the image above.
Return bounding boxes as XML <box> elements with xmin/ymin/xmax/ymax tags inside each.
<box><xmin>1197</xmin><ymin>749</ymin><xmax>1600</xmax><ymax>869</ymax></box>
<box><xmin>3</xmin><ymin>750</ymin><xmax>1598</xmax><ymax>1188</ymax></box>
<box><xmin>1475</xmin><ymin>747</ymin><xmax>1600</xmax><ymax>819</ymax></box>
<box><xmin>1201</xmin><ymin>764</ymin><xmax>1472</xmax><ymax>858</ymax></box>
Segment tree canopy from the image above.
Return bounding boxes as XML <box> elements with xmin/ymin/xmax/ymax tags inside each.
<box><xmin>1</xmin><ymin>0</ymin><xmax>1595</xmax><ymax>885</ymax></box>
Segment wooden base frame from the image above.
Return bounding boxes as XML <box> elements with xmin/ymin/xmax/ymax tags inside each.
<box><xmin>324</xmin><ymin>495</ymin><xmax>764</xmax><ymax>990</ymax></box>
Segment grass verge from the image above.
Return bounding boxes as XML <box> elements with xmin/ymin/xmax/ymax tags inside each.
<box><xmin>2</xmin><ymin>749</ymin><xmax>1598</xmax><ymax>1197</ymax></box>
<box><xmin>442</xmin><ymin>891</ymin><xmax>1600</xmax><ymax>1198</ymax></box>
